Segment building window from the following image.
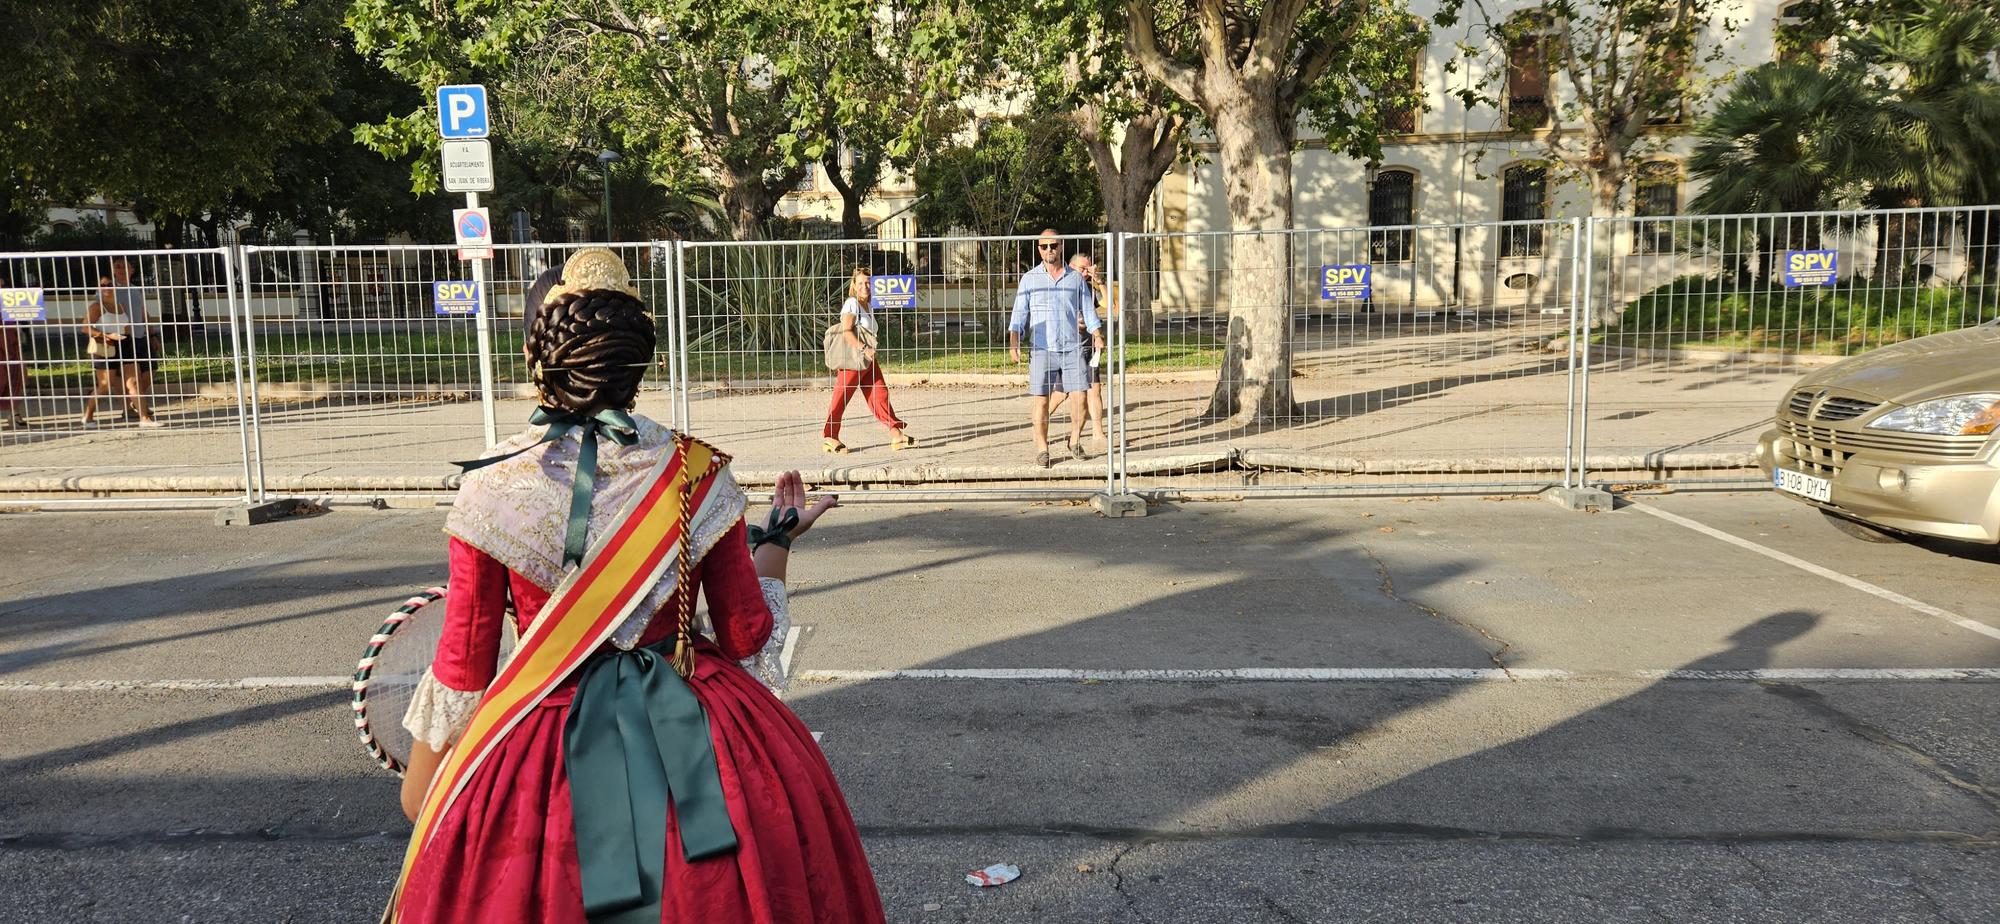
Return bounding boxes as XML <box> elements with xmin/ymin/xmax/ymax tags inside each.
<box><xmin>1384</xmin><ymin>20</ymin><xmax>1426</xmax><ymax>134</ymax></box>
<box><xmin>1633</xmin><ymin>161</ymin><xmax>1680</xmax><ymax>254</ymax></box>
<box><xmin>1500</xmin><ymin>164</ymin><xmax>1547</xmax><ymax>257</ymax></box>
<box><xmin>1369</xmin><ymin>169</ymin><xmax>1417</xmax><ymax>262</ymax></box>
<box><xmin>1505</xmin><ymin>14</ymin><xmax>1553</xmax><ymax>132</ymax></box>
<box><xmin>796</xmin><ymin>167</ymin><xmax>817</xmax><ymax>192</ymax></box>
<box><xmin>1645</xmin><ymin>52</ymin><xmax>1690</xmax><ymax>125</ymax></box>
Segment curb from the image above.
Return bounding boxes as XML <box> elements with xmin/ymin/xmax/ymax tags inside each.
<box><xmin>0</xmin><ymin>449</ymin><xmax>1757</xmax><ymax>498</ymax></box>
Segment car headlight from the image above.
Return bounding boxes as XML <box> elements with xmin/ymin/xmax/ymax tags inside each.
<box><xmin>1866</xmin><ymin>394</ymin><xmax>2000</xmax><ymax>436</ymax></box>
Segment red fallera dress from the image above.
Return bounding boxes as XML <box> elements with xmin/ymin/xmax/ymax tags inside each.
<box><xmin>397</xmin><ymin>528</ymin><xmax>885</xmax><ymax>923</ymax></box>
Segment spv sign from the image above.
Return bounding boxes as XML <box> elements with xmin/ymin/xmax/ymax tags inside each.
<box><xmin>1782</xmin><ymin>250</ymin><xmax>1838</xmax><ymax>288</ymax></box>
<box><xmin>433</xmin><ymin>281</ymin><xmax>482</xmax><ymax>316</ymax></box>
<box><xmin>0</xmin><ymin>288</ymin><xmax>45</xmax><ymax>322</ymax></box>
<box><xmin>871</xmin><ymin>274</ymin><xmax>917</xmax><ymax>309</ymax></box>
<box><xmin>1319</xmin><ymin>264</ymin><xmax>1371</xmax><ymax>300</ymax></box>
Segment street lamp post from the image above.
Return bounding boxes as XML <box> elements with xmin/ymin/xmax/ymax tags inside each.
<box><xmin>597</xmin><ymin>149</ymin><xmax>621</xmax><ymax>241</ymax></box>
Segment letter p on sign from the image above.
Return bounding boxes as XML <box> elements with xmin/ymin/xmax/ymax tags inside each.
<box><xmin>436</xmin><ymin>85</ymin><xmax>490</xmax><ymax>139</ymax></box>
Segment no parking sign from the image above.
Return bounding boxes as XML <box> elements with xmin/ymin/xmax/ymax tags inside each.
<box><xmin>454</xmin><ymin>207</ymin><xmax>493</xmax><ymax>261</ymax></box>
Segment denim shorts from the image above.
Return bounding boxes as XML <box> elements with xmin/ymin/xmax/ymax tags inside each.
<box><xmin>1028</xmin><ymin>349</ymin><xmax>1087</xmax><ymax>397</ymax></box>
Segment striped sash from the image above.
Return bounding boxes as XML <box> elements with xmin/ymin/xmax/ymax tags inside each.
<box><xmin>384</xmin><ymin>435</ymin><xmax>729</xmax><ymax>921</ymax></box>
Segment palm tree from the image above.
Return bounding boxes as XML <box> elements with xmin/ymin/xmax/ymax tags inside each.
<box><xmin>1848</xmin><ymin>0</ymin><xmax>2000</xmax><ymax>280</ymax></box>
<box><xmin>1689</xmin><ymin>64</ymin><xmax>1897</xmax><ymax>217</ymax></box>
<box><xmin>1690</xmin><ymin>63</ymin><xmax>1899</xmax><ymax>282</ymax></box>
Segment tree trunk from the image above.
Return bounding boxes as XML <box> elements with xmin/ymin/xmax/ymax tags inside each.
<box><xmin>718</xmin><ymin>164</ymin><xmax>777</xmax><ymax>241</ymax></box>
<box><xmin>822</xmin><ymin>147</ymin><xmax>879</xmax><ymax>241</ymax></box>
<box><xmin>1589</xmin><ymin>167</ymin><xmax>1622</xmax><ymax>326</ymax></box>
<box><xmin>1203</xmin><ymin>101</ymin><xmax>1296</xmax><ymax>424</ymax></box>
<box><xmin>1101</xmin><ymin>181</ymin><xmax>1156</xmax><ymax>334</ymax></box>
<box><xmin>1077</xmin><ymin>109</ymin><xmax>1178</xmax><ymax>337</ymax></box>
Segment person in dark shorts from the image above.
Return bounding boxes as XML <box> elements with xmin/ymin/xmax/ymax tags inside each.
<box><xmin>1007</xmin><ymin>230</ymin><xmax>1103</xmax><ymax>468</ymax></box>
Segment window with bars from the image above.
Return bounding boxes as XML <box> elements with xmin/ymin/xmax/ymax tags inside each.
<box><xmin>1369</xmin><ymin>170</ymin><xmax>1416</xmax><ymax>262</ymax></box>
<box><xmin>1505</xmin><ymin>17</ymin><xmax>1553</xmax><ymax>131</ymax></box>
<box><xmin>1384</xmin><ymin>28</ymin><xmax>1425</xmax><ymax>133</ymax></box>
<box><xmin>1633</xmin><ymin>161</ymin><xmax>1680</xmax><ymax>254</ymax></box>
<box><xmin>1500</xmin><ymin>165</ymin><xmax>1547</xmax><ymax>257</ymax></box>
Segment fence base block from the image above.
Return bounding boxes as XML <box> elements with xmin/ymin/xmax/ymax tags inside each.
<box><xmin>212</xmin><ymin>497</ymin><xmax>319</xmax><ymax>527</ymax></box>
<box><xmin>1541</xmin><ymin>486</ymin><xmax>1615</xmax><ymax>513</ymax></box>
<box><xmin>1091</xmin><ymin>492</ymin><xmax>1150</xmax><ymax>518</ymax></box>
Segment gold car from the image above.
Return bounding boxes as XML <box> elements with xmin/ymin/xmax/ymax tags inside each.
<box><xmin>1754</xmin><ymin>320</ymin><xmax>2000</xmax><ymax>544</ymax></box>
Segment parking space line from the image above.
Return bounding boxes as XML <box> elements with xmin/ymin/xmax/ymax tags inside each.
<box><xmin>5</xmin><ymin>668</ymin><xmax>1999</xmax><ymax>692</ymax></box>
<box><xmin>795</xmin><ymin>667</ymin><xmax>2000</xmax><ymax>682</ymax></box>
<box><xmin>780</xmin><ymin>625</ymin><xmax>803</xmax><ymax>678</ymax></box>
<box><xmin>1629</xmin><ymin>502</ymin><xmax>2000</xmax><ymax>642</ymax></box>
<box><xmin>0</xmin><ymin>676</ymin><xmax>352</xmax><ymax>691</ymax></box>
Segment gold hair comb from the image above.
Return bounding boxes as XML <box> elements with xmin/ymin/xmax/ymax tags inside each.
<box><xmin>548</xmin><ymin>247</ymin><xmax>640</xmax><ymax>302</ymax></box>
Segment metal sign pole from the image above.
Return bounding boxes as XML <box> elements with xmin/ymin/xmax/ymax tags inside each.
<box><xmin>469</xmin><ymin>191</ymin><xmax>498</xmax><ymax>447</ymax></box>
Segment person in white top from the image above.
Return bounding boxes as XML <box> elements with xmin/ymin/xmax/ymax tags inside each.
<box><xmin>821</xmin><ymin>266</ymin><xmax>915</xmax><ymax>454</ymax></box>
<box><xmin>80</xmin><ymin>278</ymin><xmax>130</xmax><ymax>428</ymax></box>
<box><xmin>104</xmin><ymin>258</ymin><xmax>160</xmax><ymax>426</ymax></box>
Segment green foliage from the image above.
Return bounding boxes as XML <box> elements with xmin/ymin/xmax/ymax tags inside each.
<box><xmin>0</xmin><ymin>0</ymin><xmax>344</xmax><ymax>216</ymax></box>
<box><xmin>914</xmin><ymin>116</ymin><xmax>1105</xmax><ymax>238</ymax></box>
<box><xmin>1692</xmin><ymin>0</ymin><xmax>2000</xmax><ymax>214</ymax></box>
<box><xmin>30</xmin><ymin>217</ymin><xmax>147</xmax><ymax>251</ymax></box>
<box><xmin>1688</xmin><ymin>64</ymin><xmax>1894</xmax><ymax>214</ymax></box>
<box><xmin>346</xmin><ymin>0</ymin><xmax>985</xmax><ymax>240</ymax></box>
<box><xmin>683</xmin><ymin>246</ymin><xmax>850</xmax><ymax>355</ymax></box>
<box><xmin>1605</xmin><ymin>274</ymin><xmax>1997</xmax><ymax>354</ymax></box>
<box><xmin>1444</xmin><ymin>0</ymin><xmax>1729</xmax><ymax>211</ymax></box>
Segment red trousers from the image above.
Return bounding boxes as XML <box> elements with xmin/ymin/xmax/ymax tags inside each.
<box><xmin>823</xmin><ymin>364</ymin><xmax>904</xmax><ymax>439</ymax></box>
<box><xmin>0</xmin><ymin>328</ymin><xmax>24</xmax><ymax>413</ymax></box>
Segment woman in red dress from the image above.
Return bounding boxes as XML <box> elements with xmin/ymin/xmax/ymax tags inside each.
<box><xmin>392</xmin><ymin>250</ymin><xmax>884</xmax><ymax>924</ymax></box>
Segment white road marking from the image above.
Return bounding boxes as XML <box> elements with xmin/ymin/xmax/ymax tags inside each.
<box><xmin>793</xmin><ymin>667</ymin><xmax>2000</xmax><ymax>683</ymax></box>
<box><xmin>1630</xmin><ymin>502</ymin><xmax>2000</xmax><ymax>642</ymax></box>
<box><xmin>0</xmin><ymin>676</ymin><xmax>351</xmax><ymax>691</ymax></box>
<box><xmin>779</xmin><ymin>625</ymin><xmax>803</xmax><ymax>679</ymax></box>
<box><xmin>7</xmin><ymin>667</ymin><xmax>1998</xmax><ymax>693</ymax></box>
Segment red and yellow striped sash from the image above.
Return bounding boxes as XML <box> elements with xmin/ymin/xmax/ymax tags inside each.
<box><xmin>385</xmin><ymin>436</ymin><xmax>725</xmax><ymax>921</ymax></box>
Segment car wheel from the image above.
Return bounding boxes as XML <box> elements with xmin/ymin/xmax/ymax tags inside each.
<box><xmin>1820</xmin><ymin>510</ymin><xmax>1907</xmax><ymax>544</ymax></box>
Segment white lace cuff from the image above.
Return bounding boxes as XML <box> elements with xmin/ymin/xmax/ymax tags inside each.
<box><xmin>739</xmin><ymin>577</ymin><xmax>791</xmax><ymax>691</ymax></box>
<box><xmin>402</xmin><ymin>669</ymin><xmax>482</xmax><ymax>751</ymax></box>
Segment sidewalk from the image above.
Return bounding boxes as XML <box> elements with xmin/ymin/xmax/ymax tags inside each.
<box><xmin>0</xmin><ymin>325</ymin><xmax>1792</xmax><ymax>497</ymax></box>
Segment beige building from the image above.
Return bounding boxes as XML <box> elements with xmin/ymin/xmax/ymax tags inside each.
<box><xmin>775</xmin><ymin>1</ymin><xmax>1815</xmax><ymax>311</ymax></box>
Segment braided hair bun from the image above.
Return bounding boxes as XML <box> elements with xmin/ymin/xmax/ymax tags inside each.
<box><xmin>526</xmin><ymin>287</ymin><xmax>655</xmax><ymax>414</ymax></box>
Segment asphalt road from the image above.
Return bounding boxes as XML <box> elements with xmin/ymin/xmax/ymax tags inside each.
<box><xmin>2</xmin><ymin>491</ymin><xmax>1997</xmax><ymax>923</ymax></box>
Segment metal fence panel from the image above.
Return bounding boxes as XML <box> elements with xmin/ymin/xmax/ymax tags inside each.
<box><xmin>0</xmin><ymin>247</ymin><xmax>253</xmax><ymax>503</ymax></box>
<box><xmin>676</xmin><ymin>234</ymin><xmax>1117</xmax><ymax>497</ymax></box>
<box><xmin>1577</xmin><ymin>205</ymin><xmax>2000</xmax><ymax>486</ymax></box>
<box><xmin>237</xmin><ymin>242</ymin><xmax>675</xmax><ymax>498</ymax></box>
<box><xmin>1119</xmin><ymin>221</ymin><xmax>1581</xmax><ymax>495</ymax></box>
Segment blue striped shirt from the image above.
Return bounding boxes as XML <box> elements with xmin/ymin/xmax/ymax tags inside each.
<box><xmin>1008</xmin><ymin>264</ymin><xmax>1100</xmax><ymax>353</ymax></box>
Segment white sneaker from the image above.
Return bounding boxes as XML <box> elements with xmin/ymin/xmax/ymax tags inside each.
<box><xmin>138</xmin><ymin>418</ymin><xmax>165</xmax><ymax>429</ymax></box>
<box><xmin>80</xmin><ymin>419</ymin><xmax>99</xmax><ymax>430</ymax></box>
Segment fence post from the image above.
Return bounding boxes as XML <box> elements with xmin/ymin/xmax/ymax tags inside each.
<box><xmin>1103</xmin><ymin>232</ymin><xmax>1118</xmax><ymax>495</ymax></box>
<box><xmin>238</xmin><ymin>245</ymin><xmax>269</xmax><ymax>501</ymax></box>
<box><xmin>1563</xmin><ymin>217</ymin><xmax>1582</xmax><ymax>490</ymax></box>
<box><xmin>672</xmin><ymin>240</ymin><xmax>690</xmax><ymax>433</ymax></box>
<box><xmin>1092</xmin><ymin>231</ymin><xmax>1144</xmax><ymax>517</ymax></box>
<box><xmin>220</xmin><ymin>246</ymin><xmax>253</xmax><ymax>503</ymax></box>
<box><xmin>659</xmin><ymin>241</ymin><xmax>680</xmax><ymax>433</ymax></box>
<box><xmin>471</xmin><ymin>236</ymin><xmax>499</xmax><ymax>447</ymax></box>
<box><xmin>1576</xmin><ymin>217</ymin><xmax>1598</xmax><ymax>489</ymax></box>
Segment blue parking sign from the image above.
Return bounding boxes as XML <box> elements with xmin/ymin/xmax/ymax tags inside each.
<box><xmin>436</xmin><ymin>85</ymin><xmax>490</xmax><ymax>139</ymax></box>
